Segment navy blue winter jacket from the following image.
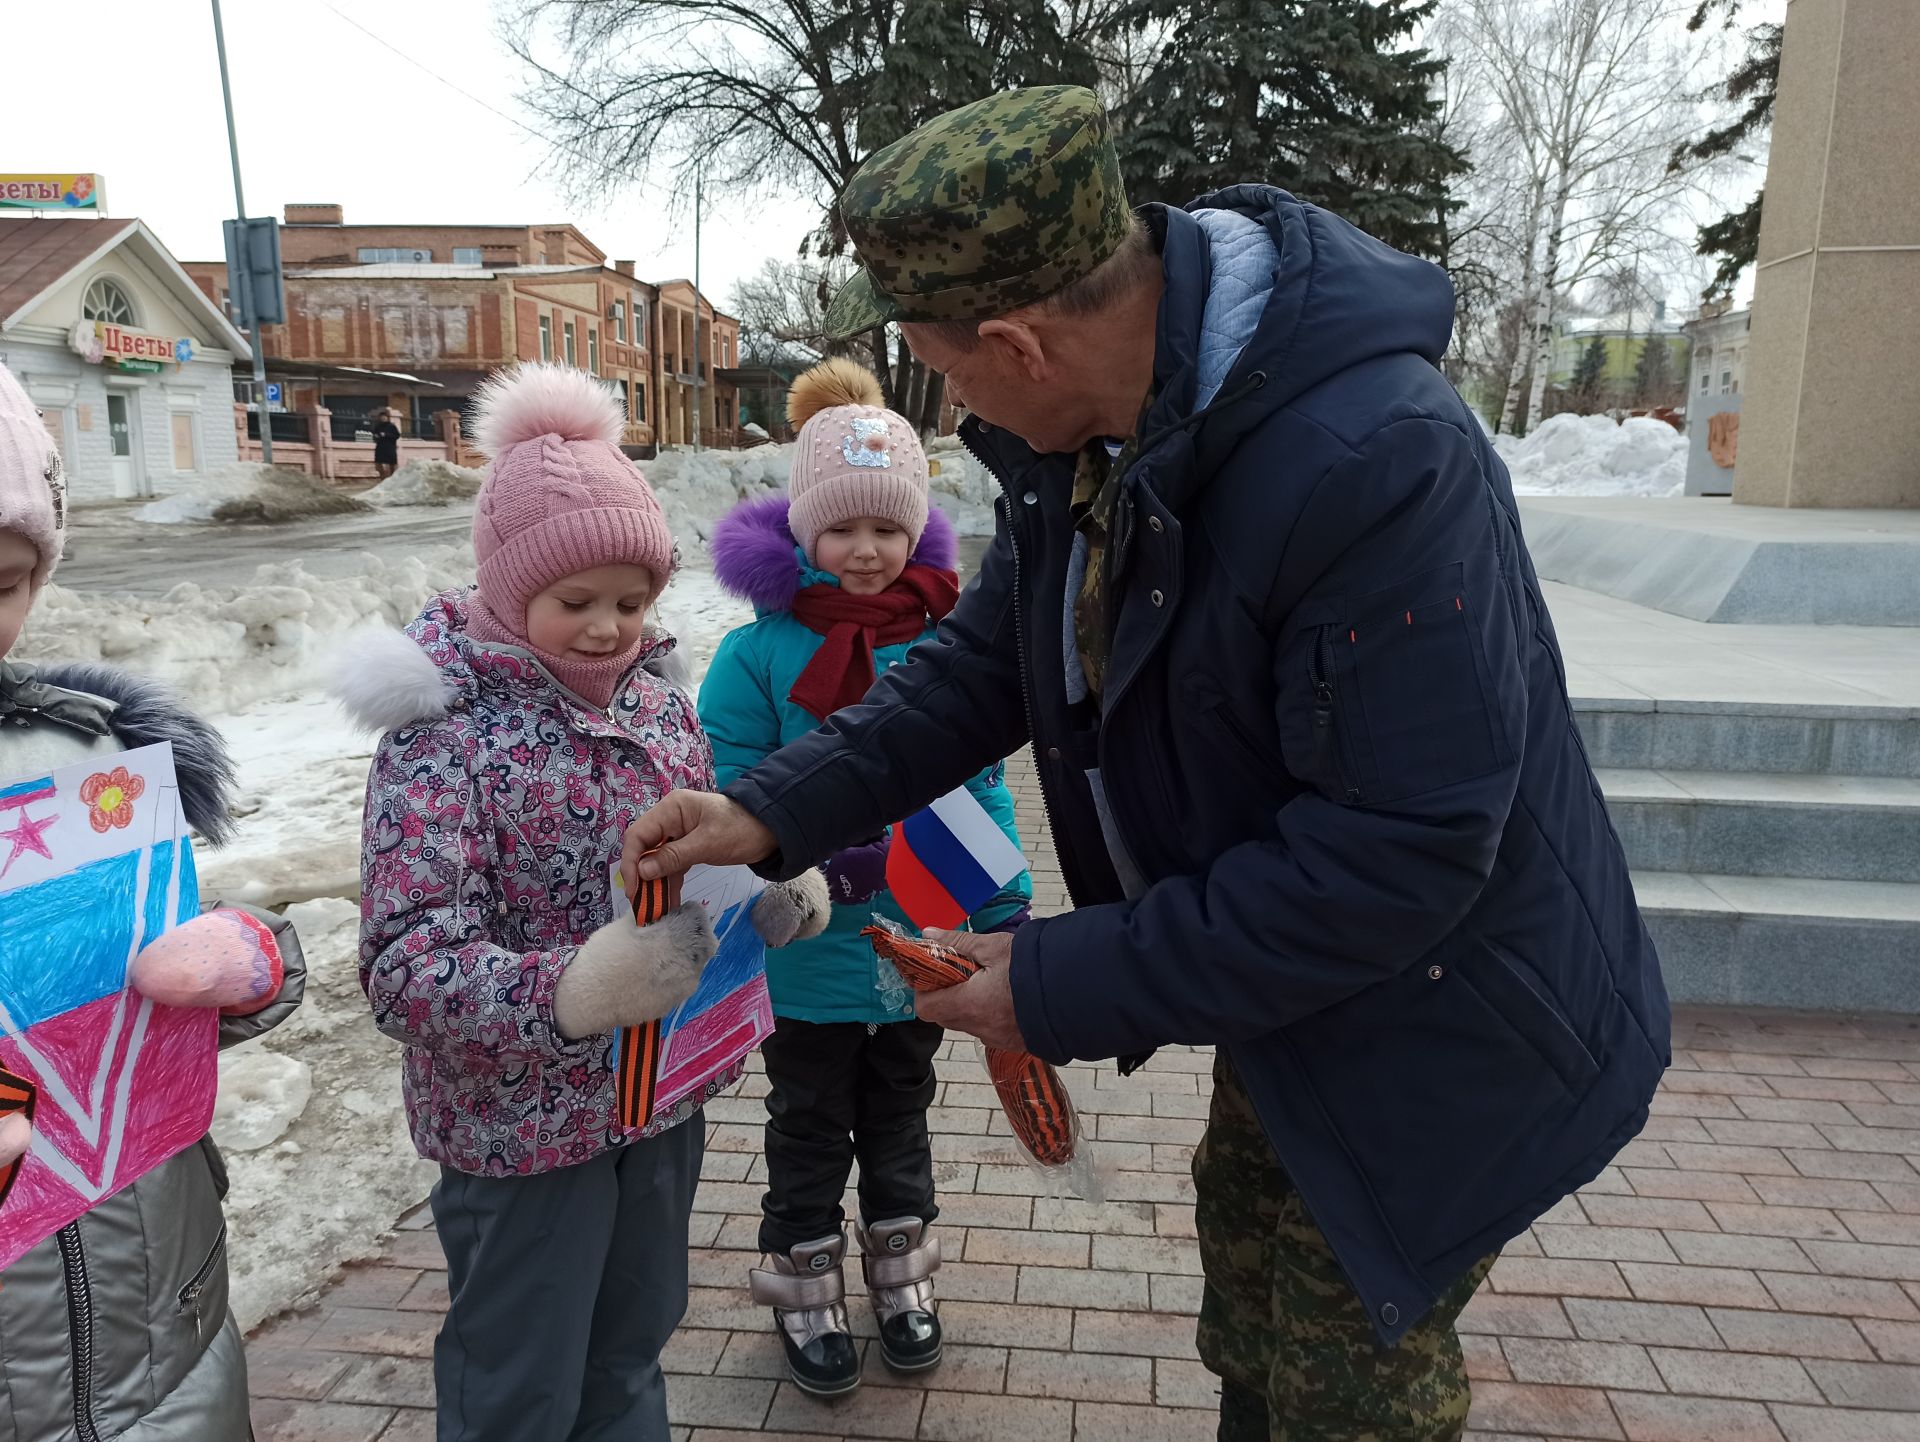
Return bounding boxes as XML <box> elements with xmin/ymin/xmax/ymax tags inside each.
<box><xmin>725</xmin><ymin>186</ymin><xmax>1670</xmax><ymax>1343</ymax></box>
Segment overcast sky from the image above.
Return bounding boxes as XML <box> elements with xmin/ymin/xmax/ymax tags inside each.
<box><xmin>7</xmin><ymin>0</ymin><xmax>824</xmax><ymax>304</ymax></box>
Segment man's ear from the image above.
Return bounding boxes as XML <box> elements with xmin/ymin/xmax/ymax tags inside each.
<box><xmin>978</xmin><ymin>317</ymin><xmax>1048</xmax><ymax>383</ymax></box>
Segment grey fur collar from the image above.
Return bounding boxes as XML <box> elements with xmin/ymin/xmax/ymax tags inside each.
<box><xmin>5</xmin><ymin>661</ymin><xmax>237</xmax><ymax>847</ymax></box>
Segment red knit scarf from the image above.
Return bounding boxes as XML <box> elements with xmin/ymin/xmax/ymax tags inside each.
<box><xmin>788</xmin><ymin>566</ymin><xmax>961</xmax><ymax>720</ymax></box>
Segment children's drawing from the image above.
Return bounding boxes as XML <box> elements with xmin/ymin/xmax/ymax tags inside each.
<box><xmin>612</xmin><ymin>863</ymin><xmax>771</xmax><ymax>1129</ymax></box>
<box><xmin>0</xmin><ymin>743</ymin><xmax>214</xmax><ymax>1269</ymax></box>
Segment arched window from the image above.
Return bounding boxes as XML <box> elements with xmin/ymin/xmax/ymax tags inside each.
<box><xmin>83</xmin><ymin>277</ymin><xmax>138</xmax><ymax>327</ymax></box>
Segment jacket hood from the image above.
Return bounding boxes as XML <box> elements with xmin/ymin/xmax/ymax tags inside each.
<box><xmin>2</xmin><ymin>661</ymin><xmax>238</xmax><ymax>846</ymax></box>
<box><xmin>709</xmin><ymin>493</ymin><xmax>959</xmax><ymax>614</ymax></box>
<box><xmin>333</xmin><ymin>587</ymin><xmax>690</xmax><ymax>734</ymax></box>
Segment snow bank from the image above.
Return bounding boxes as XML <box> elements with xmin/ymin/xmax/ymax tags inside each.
<box><xmin>363</xmin><ymin>457</ymin><xmax>485</xmax><ymax>507</ymax></box>
<box><xmin>639</xmin><ymin>437</ymin><xmax>1001</xmax><ymax>558</ymax></box>
<box><xmin>17</xmin><ymin>545</ymin><xmax>476</xmax><ymax>714</ymax></box>
<box><xmin>136</xmin><ymin>464</ymin><xmax>373</xmax><ymax>525</ymax></box>
<box><xmin>1494</xmin><ymin>413</ymin><xmax>1686</xmax><ymax>498</ymax></box>
<box><xmin>219</xmin><ymin>897</ymin><xmax>435</xmax><ymax>1332</ymax></box>
<box><xmin>926</xmin><ymin>434</ymin><xmax>1001</xmax><ymax>537</ymax></box>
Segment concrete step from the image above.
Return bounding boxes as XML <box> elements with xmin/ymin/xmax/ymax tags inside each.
<box><xmin>1575</xmin><ymin>697</ymin><xmax>1920</xmax><ymax>778</ymax></box>
<box><xmin>1635</xmin><ymin>872</ymin><xmax>1920</xmax><ymax>1015</ymax></box>
<box><xmin>1600</xmin><ymin>768</ymin><xmax>1920</xmax><ymax>883</ymax></box>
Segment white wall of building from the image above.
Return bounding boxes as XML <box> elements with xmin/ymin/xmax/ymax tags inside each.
<box><xmin>1</xmin><ymin>224</ymin><xmax>244</xmax><ymax>504</ymax></box>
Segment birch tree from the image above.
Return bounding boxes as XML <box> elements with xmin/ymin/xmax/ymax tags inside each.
<box><xmin>1458</xmin><ymin>0</ymin><xmax>1707</xmax><ymax>432</ymax></box>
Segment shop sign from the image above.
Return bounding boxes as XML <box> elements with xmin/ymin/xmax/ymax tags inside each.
<box><xmin>67</xmin><ymin>321</ymin><xmax>194</xmax><ymax>370</ymax></box>
<box><xmin>0</xmin><ymin>175</ymin><xmax>102</xmax><ymax>212</ymax></box>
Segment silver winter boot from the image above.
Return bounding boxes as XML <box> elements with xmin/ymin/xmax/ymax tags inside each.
<box><xmin>749</xmin><ymin>1232</ymin><xmax>862</xmax><ymax>1397</ymax></box>
<box><xmin>857</xmin><ymin>1216</ymin><xmax>943</xmax><ymax>1374</ymax></box>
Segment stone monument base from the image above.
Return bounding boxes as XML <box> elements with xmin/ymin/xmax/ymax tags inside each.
<box><xmin>1518</xmin><ymin>496</ymin><xmax>1920</xmax><ymax>625</ymax></box>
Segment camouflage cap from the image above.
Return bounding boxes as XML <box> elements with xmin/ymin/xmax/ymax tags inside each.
<box><xmin>824</xmin><ymin>85</ymin><xmax>1132</xmax><ymax>339</ymax></box>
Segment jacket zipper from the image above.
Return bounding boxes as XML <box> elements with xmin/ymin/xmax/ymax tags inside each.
<box><xmin>57</xmin><ymin>1223</ymin><xmax>104</xmax><ymax>1442</ymax></box>
<box><xmin>177</xmin><ymin>1223</ymin><xmax>228</xmax><ymax>1320</ymax></box>
<box><xmin>1308</xmin><ymin>628</ymin><xmax>1362</xmax><ymax>804</ymax></box>
<box><xmin>963</xmin><ymin>429</ymin><xmax>1083</xmax><ymax>913</ymax></box>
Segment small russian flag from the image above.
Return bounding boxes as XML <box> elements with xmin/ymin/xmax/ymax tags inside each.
<box><xmin>887</xmin><ymin>787</ymin><xmax>1029</xmax><ymax>931</ymax></box>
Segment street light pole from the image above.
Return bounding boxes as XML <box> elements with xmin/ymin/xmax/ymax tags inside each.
<box><xmin>691</xmin><ymin>169</ymin><xmax>703</xmax><ymax>452</ymax></box>
<box><xmin>210</xmin><ymin>0</ymin><xmax>272</xmax><ymax>463</ymax></box>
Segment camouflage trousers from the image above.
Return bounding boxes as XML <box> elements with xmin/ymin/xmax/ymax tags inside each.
<box><xmin>1194</xmin><ymin>1053</ymin><xmax>1495</xmax><ymax>1442</ymax></box>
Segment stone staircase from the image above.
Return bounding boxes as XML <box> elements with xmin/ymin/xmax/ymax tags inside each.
<box><xmin>1576</xmin><ymin>696</ymin><xmax>1920</xmax><ymax>1014</ymax></box>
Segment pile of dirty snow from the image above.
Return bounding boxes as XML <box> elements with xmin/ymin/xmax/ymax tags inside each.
<box><xmin>136</xmin><ymin>463</ymin><xmax>373</xmax><ymax>525</ymax></box>
<box><xmin>641</xmin><ymin>443</ymin><xmax>793</xmax><ymax>557</ymax></box>
<box><xmin>925</xmin><ymin>434</ymin><xmax>999</xmax><ymax>536</ymax></box>
<box><xmin>639</xmin><ymin>437</ymin><xmax>1001</xmax><ymax>558</ymax></box>
<box><xmin>217</xmin><ymin>897</ymin><xmax>435</xmax><ymax>1331</ymax></box>
<box><xmin>1494</xmin><ymin>413</ymin><xmax>1686</xmax><ymax>498</ymax></box>
<box><xmin>363</xmin><ymin>457</ymin><xmax>485</xmax><ymax>507</ymax></box>
<box><xmin>16</xmin><ymin>545</ymin><xmax>475</xmax><ymax>714</ymax></box>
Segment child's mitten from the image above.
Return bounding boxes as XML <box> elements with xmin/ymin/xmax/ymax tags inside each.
<box><xmin>0</xmin><ymin>1111</ymin><xmax>29</xmax><ymax>1169</ymax></box>
<box><xmin>751</xmin><ymin>869</ymin><xmax>831</xmax><ymax>948</ymax></box>
<box><xmin>554</xmin><ymin>902</ymin><xmax>717</xmax><ymax>1040</ymax></box>
<box><xmin>824</xmin><ymin>838</ymin><xmax>890</xmax><ymax>906</ymax></box>
<box><xmin>129</xmin><ymin>909</ymin><xmax>285</xmax><ymax>1015</ymax></box>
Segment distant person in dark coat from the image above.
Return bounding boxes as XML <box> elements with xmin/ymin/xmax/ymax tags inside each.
<box><xmin>372</xmin><ymin>408</ymin><xmax>402</xmax><ymax>479</ymax></box>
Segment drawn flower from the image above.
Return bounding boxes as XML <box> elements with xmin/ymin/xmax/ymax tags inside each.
<box><xmin>79</xmin><ymin>766</ymin><xmax>145</xmax><ymax>833</ymax></box>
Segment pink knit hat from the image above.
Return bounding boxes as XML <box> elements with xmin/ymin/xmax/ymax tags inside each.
<box><xmin>469</xmin><ymin>363</ymin><xmax>676</xmax><ymax>633</ymax></box>
<box><xmin>0</xmin><ymin>360</ymin><xmax>67</xmax><ymax>591</ymax></box>
<box><xmin>786</xmin><ymin>359</ymin><xmax>928</xmax><ymax>562</ymax></box>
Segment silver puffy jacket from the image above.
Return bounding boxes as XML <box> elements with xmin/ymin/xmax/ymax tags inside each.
<box><xmin>0</xmin><ymin>661</ymin><xmax>305</xmax><ymax>1442</ymax></box>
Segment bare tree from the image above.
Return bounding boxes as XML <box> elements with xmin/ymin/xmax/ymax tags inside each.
<box><xmin>508</xmin><ymin>1</ymin><xmax>1102</xmax><ymax>436</ymax></box>
<box><xmin>1455</xmin><ymin>0</ymin><xmax>1712</xmax><ymax>433</ymax></box>
<box><xmin>729</xmin><ymin>256</ymin><xmax>862</xmax><ymax>366</ymax></box>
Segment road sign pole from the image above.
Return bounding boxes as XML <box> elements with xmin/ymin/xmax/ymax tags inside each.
<box><xmin>210</xmin><ymin>0</ymin><xmax>272</xmax><ymax>463</ymax></box>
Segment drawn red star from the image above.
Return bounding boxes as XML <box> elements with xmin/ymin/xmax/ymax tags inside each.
<box><xmin>0</xmin><ymin>809</ymin><xmax>57</xmax><ymax>877</ymax></box>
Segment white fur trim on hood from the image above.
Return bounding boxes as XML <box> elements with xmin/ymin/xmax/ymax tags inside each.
<box><xmin>332</xmin><ymin>627</ymin><xmax>457</xmax><ymax>733</ymax></box>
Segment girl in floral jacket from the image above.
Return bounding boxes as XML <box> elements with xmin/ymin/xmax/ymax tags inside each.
<box><xmin>340</xmin><ymin>364</ymin><xmax>827</xmax><ymax>1442</ymax></box>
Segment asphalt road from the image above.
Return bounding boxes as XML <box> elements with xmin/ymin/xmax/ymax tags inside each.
<box><xmin>56</xmin><ymin>502</ymin><xmax>997</xmax><ymax>596</ymax></box>
<box><xmin>57</xmin><ymin>501</ymin><xmax>478</xmax><ymax>595</ymax></box>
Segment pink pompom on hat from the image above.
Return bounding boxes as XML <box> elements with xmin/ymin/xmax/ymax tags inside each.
<box><xmin>0</xmin><ymin>360</ymin><xmax>68</xmax><ymax>591</ymax></box>
<box><xmin>785</xmin><ymin>358</ymin><xmax>928</xmax><ymax>562</ymax></box>
<box><xmin>468</xmin><ymin>362</ymin><xmax>676</xmax><ymax>634</ymax></box>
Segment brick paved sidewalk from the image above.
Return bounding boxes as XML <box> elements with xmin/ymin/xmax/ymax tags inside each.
<box><xmin>248</xmin><ymin>758</ymin><xmax>1920</xmax><ymax>1441</ymax></box>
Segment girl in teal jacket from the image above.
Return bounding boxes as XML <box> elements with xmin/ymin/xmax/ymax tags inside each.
<box><xmin>698</xmin><ymin>360</ymin><xmax>1029</xmax><ymax>1398</ymax></box>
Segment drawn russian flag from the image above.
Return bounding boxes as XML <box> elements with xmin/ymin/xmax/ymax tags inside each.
<box><xmin>887</xmin><ymin>788</ymin><xmax>1029</xmax><ymax>931</ymax></box>
<box><xmin>0</xmin><ymin>776</ymin><xmax>56</xmax><ymax>811</ymax></box>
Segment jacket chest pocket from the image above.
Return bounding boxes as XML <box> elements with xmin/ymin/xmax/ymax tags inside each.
<box><xmin>177</xmin><ymin>1223</ymin><xmax>229</xmax><ymax>1348</ymax></box>
<box><xmin>1331</xmin><ymin>565</ymin><xmax>1512</xmax><ymax>804</ymax></box>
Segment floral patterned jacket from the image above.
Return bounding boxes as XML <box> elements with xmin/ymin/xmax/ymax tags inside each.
<box><xmin>345</xmin><ymin>589</ymin><xmax>725</xmax><ymax>1176</ymax></box>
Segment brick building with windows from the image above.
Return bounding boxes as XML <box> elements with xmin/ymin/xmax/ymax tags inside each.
<box><xmin>183</xmin><ymin>205</ymin><xmax>743</xmax><ymax>454</ymax></box>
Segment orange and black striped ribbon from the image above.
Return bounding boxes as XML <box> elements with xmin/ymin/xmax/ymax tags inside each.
<box><xmin>613</xmin><ymin>871</ymin><xmax>676</xmax><ymax>1130</ymax></box>
<box><xmin>863</xmin><ymin>926</ymin><xmax>1078</xmax><ymax>1165</ymax></box>
<box><xmin>0</xmin><ymin>1064</ymin><xmax>35</xmax><ymax>1212</ymax></box>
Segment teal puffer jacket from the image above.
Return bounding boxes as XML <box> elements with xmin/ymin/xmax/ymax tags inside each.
<box><xmin>700</xmin><ymin>497</ymin><xmax>1029</xmax><ymax>1024</ymax></box>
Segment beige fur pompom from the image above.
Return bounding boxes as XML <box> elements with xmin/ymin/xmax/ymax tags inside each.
<box><xmin>787</xmin><ymin>357</ymin><xmax>884</xmax><ymax>427</ymax></box>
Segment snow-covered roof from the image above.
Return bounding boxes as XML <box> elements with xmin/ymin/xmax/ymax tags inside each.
<box><xmin>1561</xmin><ymin>311</ymin><xmax>1684</xmax><ymax>337</ymax></box>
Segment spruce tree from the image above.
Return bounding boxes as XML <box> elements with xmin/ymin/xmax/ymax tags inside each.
<box><xmin>1670</xmin><ymin>0</ymin><xmax>1780</xmax><ymax>298</ymax></box>
<box><xmin>1571</xmin><ymin>336</ymin><xmax>1610</xmax><ymax>413</ymax></box>
<box><xmin>1632</xmin><ymin>335</ymin><xmax>1676</xmax><ymax>409</ymax></box>
<box><xmin>1113</xmin><ymin>0</ymin><xmax>1466</xmax><ymax>257</ymax></box>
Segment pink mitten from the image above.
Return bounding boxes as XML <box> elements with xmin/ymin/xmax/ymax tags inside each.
<box><xmin>129</xmin><ymin>909</ymin><xmax>285</xmax><ymax>1015</ymax></box>
<box><xmin>0</xmin><ymin>1111</ymin><xmax>29</xmax><ymax>1170</ymax></box>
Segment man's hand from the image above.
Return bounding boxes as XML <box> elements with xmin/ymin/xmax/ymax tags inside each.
<box><xmin>912</xmin><ymin>929</ymin><xmax>1025</xmax><ymax>1051</ymax></box>
<box><xmin>623</xmin><ymin>791</ymin><xmax>778</xmax><ymax>885</ymax></box>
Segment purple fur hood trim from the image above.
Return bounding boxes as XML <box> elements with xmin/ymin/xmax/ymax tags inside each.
<box><xmin>709</xmin><ymin>492</ymin><xmax>958</xmax><ymax>613</ymax></box>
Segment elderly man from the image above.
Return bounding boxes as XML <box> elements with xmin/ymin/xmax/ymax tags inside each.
<box><xmin>628</xmin><ymin>86</ymin><xmax>1667</xmax><ymax>1440</ymax></box>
